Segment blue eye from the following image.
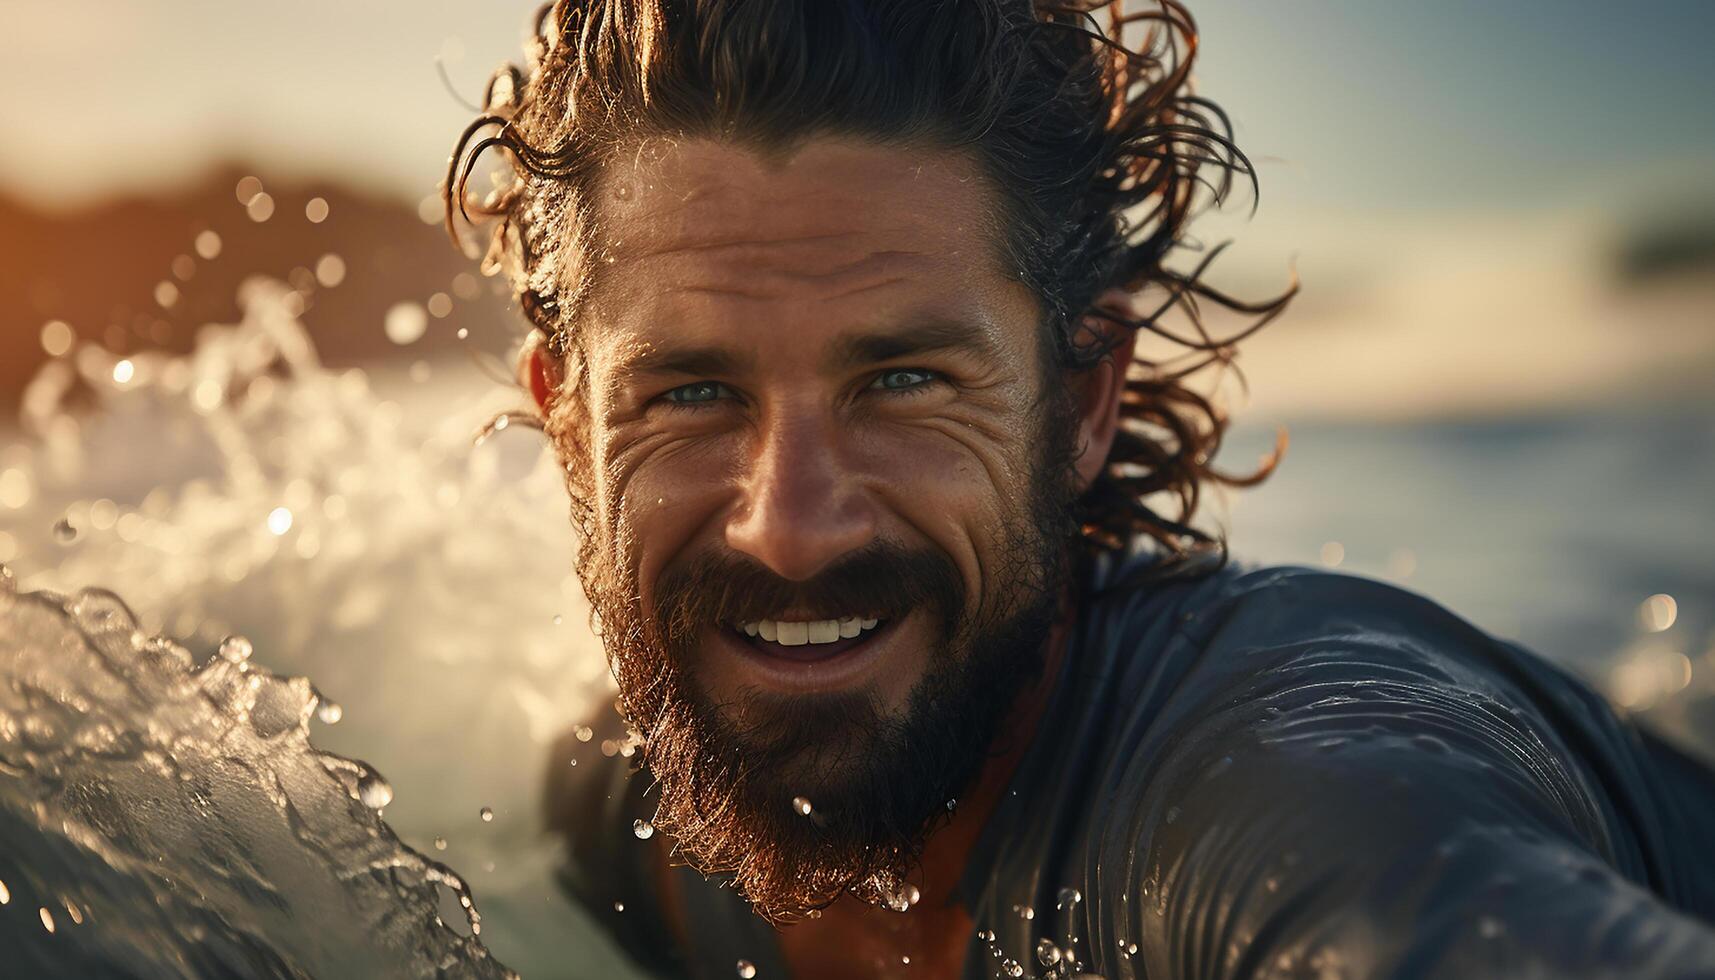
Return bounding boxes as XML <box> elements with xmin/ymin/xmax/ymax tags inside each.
<box><xmin>664</xmin><ymin>381</ymin><xmax>730</xmax><ymax>405</ymax></box>
<box><xmin>871</xmin><ymin>369</ymin><xmax>937</xmax><ymax>391</ymax></box>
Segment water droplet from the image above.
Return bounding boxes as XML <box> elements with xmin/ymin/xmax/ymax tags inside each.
<box><xmin>1012</xmin><ymin>903</ymin><xmax>1034</xmax><ymax>920</ymax></box>
<box><xmin>552</xmin><ymin>614</ymin><xmax>564</xmax><ymax>626</ymax></box>
<box><xmin>632</xmin><ymin>819</ymin><xmax>654</xmax><ymax>840</ymax></box>
<box><xmin>901</xmin><ymin>955</ymin><xmax>910</xmax><ymax>965</ymax></box>
<box><xmin>479</xmin><ymin>806</ymin><xmax>494</xmax><ymax>822</ymax></box>
<box><xmin>613</xmin><ymin>900</ymin><xmax>625</xmax><ymax>912</ymax></box>
<box><xmin>792</xmin><ymin>796</ymin><xmax>813</xmax><ymax>816</ymax></box>
<box><xmin>1003</xmin><ymin>960</ymin><xmax>1023</xmax><ymax>977</ymax></box>
<box><xmin>1036</xmin><ymin>939</ymin><xmax>1062</xmax><ymax>966</ymax></box>
<box><xmin>1057</xmin><ymin>886</ymin><xmax>1082</xmax><ymax>908</ymax></box>
<box><xmin>316</xmin><ymin>698</ymin><xmax>343</xmax><ymax>724</ymax></box>
<box><xmin>357</xmin><ymin>772</ymin><xmax>393</xmax><ymax>810</ymax></box>
<box><xmin>456</xmin><ymin>327</ymin><xmax>469</xmax><ymax>340</ymax></box>
<box><xmin>0</xmin><ymin>878</ymin><xmax>10</xmax><ymax>903</ymax></box>
<box><xmin>1128</xmin><ymin>942</ymin><xmax>1139</xmax><ymax>955</ymax></box>
<box><xmin>1164</xmin><ymin>806</ymin><xmax>1180</xmax><ymax>824</ymax></box>
<box><xmin>736</xmin><ymin>959</ymin><xmax>756</xmax><ymax>978</ymax></box>
<box><xmin>573</xmin><ymin>725</ymin><xmax>593</xmax><ymax>742</ymax></box>
<box><xmin>946</xmin><ymin>798</ymin><xmax>957</xmax><ymax>812</ymax></box>
<box><xmin>219</xmin><ymin>635</ymin><xmax>254</xmax><ymax>663</ymax></box>
<box><xmin>39</xmin><ymin>907</ymin><xmax>55</xmax><ymax>933</ymax></box>
<box><xmin>613</xmin><ymin>184</ymin><xmax>633</xmax><ymax>201</ymax></box>
<box><xmin>434</xmin><ymin>836</ymin><xmax>447</xmax><ymax>851</ymax></box>
<box><xmin>53</xmin><ymin>519</ymin><xmax>77</xmax><ymax>544</ymax></box>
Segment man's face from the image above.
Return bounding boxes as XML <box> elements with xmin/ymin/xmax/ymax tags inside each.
<box><xmin>545</xmin><ymin>137</ymin><xmax>1078</xmax><ymax>916</ymax></box>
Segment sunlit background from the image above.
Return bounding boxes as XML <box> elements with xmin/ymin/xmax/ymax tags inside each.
<box><xmin>1</xmin><ymin>2</ymin><xmax>1712</xmax><ymax>975</ymax></box>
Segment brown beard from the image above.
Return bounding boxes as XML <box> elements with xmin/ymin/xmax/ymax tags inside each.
<box><xmin>574</xmin><ymin>401</ymin><xmax>1080</xmax><ymax>923</ymax></box>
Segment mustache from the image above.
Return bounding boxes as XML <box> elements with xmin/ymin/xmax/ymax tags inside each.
<box><xmin>651</xmin><ymin>543</ymin><xmax>965</xmax><ymax>649</ymax></box>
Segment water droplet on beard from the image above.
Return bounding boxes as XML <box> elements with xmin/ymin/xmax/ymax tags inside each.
<box><xmin>1057</xmin><ymin>886</ymin><xmax>1082</xmax><ymax>908</ymax></box>
<box><xmin>52</xmin><ymin>519</ymin><xmax>77</xmax><ymax>544</ymax></box>
<box><xmin>901</xmin><ymin>883</ymin><xmax>921</xmax><ymax>905</ymax></box>
<box><xmin>479</xmin><ymin>806</ymin><xmax>494</xmax><ymax>822</ymax></box>
<box><xmin>945</xmin><ymin>798</ymin><xmax>957</xmax><ymax>812</ymax></box>
<box><xmin>1036</xmin><ymin>938</ymin><xmax>1063</xmax><ymax>966</ymax></box>
<box><xmin>316</xmin><ymin>699</ymin><xmax>343</xmax><ymax>724</ymax></box>
<box><xmin>357</xmin><ymin>772</ymin><xmax>393</xmax><ymax>810</ymax></box>
<box><xmin>791</xmin><ymin>796</ymin><xmax>812</xmax><ymax>816</ymax></box>
<box><xmin>613</xmin><ymin>184</ymin><xmax>633</xmax><ymax>201</ymax></box>
<box><xmin>632</xmin><ymin>818</ymin><xmax>654</xmax><ymax>840</ymax></box>
<box><xmin>1003</xmin><ymin>960</ymin><xmax>1024</xmax><ymax>977</ymax></box>
<box><xmin>219</xmin><ymin>635</ymin><xmax>254</xmax><ymax>663</ymax></box>
<box><xmin>735</xmin><ymin>958</ymin><xmax>756</xmax><ymax>978</ymax></box>
<box><xmin>1013</xmin><ymin>903</ymin><xmax>1034</xmax><ymax>920</ymax></box>
<box><xmin>433</xmin><ymin>836</ymin><xmax>447</xmax><ymax>851</ymax></box>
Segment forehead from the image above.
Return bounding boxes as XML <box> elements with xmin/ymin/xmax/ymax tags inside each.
<box><xmin>578</xmin><ymin>137</ymin><xmax>1030</xmax><ymax>356</ymax></box>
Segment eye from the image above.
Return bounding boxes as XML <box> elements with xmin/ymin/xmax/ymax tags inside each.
<box><xmin>662</xmin><ymin>381</ymin><xmax>732</xmax><ymax>406</ymax></box>
<box><xmin>870</xmin><ymin>368</ymin><xmax>939</xmax><ymax>392</ymax></box>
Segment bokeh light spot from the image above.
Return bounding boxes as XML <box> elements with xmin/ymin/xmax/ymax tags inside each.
<box><xmin>40</xmin><ymin>320</ymin><xmax>74</xmax><ymax>357</ymax></box>
<box><xmin>384</xmin><ymin>303</ymin><xmax>428</xmax><ymax>345</ymax></box>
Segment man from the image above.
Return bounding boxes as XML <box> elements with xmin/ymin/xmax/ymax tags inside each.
<box><xmin>446</xmin><ymin>1</ymin><xmax>1715</xmax><ymax>977</ymax></box>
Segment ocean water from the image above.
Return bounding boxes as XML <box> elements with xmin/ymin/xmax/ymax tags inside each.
<box><xmin>0</xmin><ymin>280</ymin><xmax>1709</xmax><ymax>975</ymax></box>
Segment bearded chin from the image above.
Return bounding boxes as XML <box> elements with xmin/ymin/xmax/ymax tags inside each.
<box><xmin>604</xmin><ymin>575</ymin><xmax>1061</xmax><ymax>924</ymax></box>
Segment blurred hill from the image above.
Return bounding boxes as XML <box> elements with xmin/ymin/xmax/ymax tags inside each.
<box><xmin>0</xmin><ymin>165</ymin><xmax>519</xmax><ymax>421</ymax></box>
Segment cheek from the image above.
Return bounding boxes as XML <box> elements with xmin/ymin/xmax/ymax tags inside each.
<box><xmin>855</xmin><ymin>417</ymin><xmax>1038</xmax><ymax>598</ymax></box>
<box><xmin>599</xmin><ymin>431</ymin><xmax>744</xmax><ymax>605</ymax></box>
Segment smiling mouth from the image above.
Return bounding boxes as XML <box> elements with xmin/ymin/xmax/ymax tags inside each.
<box><xmin>730</xmin><ymin>616</ymin><xmax>890</xmax><ymax>663</ymax></box>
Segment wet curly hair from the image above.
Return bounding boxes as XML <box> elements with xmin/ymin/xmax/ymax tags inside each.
<box><xmin>446</xmin><ymin>0</ymin><xmax>1292</xmax><ymax>570</ymax></box>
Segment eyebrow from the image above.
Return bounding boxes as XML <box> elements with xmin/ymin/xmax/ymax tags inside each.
<box><xmin>825</xmin><ymin>317</ymin><xmax>997</xmax><ymax>371</ymax></box>
<box><xmin>612</xmin><ymin>315</ymin><xmax>996</xmax><ymax>385</ymax></box>
<box><xmin>614</xmin><ymin>344</ymin><xmax>758</xmax><ymax>382</ymax></box>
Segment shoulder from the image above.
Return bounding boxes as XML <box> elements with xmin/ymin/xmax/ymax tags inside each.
<box><xmin>1089</xmin><ymin>559</ymin><xmax>1659</xmax><ymax>867</ymax></box>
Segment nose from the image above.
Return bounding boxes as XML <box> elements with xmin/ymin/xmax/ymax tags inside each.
<box><xmin>725</xmin><ymin>406</ymin><xmax>878</xmax><ymax>582</ymax></box>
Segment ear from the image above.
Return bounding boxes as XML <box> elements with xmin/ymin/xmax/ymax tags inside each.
<box><xmin>518</xmin><ymin>328</ymin><xmax>564</xmax><ymax>416</ymax></box>
<box><xmin>1070</xmin><ymin>292</ymin><xmax>1139</xmax><ymax>492</ymax></box>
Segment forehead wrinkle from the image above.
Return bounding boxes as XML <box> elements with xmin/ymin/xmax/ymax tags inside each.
<box><xmin>647</xmin><ymin>246</ymin><xmax>933</xmax><ymax>304</ymax></box>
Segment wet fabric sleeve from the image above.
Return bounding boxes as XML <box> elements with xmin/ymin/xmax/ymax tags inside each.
<box><xmin>1095</xmin><ymin>573</ymin><xmax>1715</xmax><ymax>979</ymax></box>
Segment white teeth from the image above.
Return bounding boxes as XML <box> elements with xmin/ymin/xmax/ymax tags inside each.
<box><xmin>738</xmin><ymin>617</ymin><xmax>884</xmax><ymax>646</ymax></box>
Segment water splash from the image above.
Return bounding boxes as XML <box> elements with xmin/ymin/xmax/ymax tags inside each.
<box><xmin>0</xmin><ymin>277</ymin><xmax>621</xmax><ymax>976</ymax></box>
<box><xmin>0</xmin><ymin>576</ymin><xmax>513</xmax><ymax>977</ymax></box>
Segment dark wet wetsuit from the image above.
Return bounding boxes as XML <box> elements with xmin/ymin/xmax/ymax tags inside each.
<box><xmin>546</xmin><ymin>552</ymin><xmax>1715</xmax><ymax>979</ymax></box>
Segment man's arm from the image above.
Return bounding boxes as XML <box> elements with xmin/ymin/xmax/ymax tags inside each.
<box><xmin>1100</xmin><ymin>573</ymin><xmax>1715</xmax><ymax>979</ymax></box>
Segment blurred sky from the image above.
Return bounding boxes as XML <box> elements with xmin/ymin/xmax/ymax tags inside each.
<box><xmin>3</xmin><ymin>0</ymin><xmax>1713</xmax><ymax>417</ymax></box>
